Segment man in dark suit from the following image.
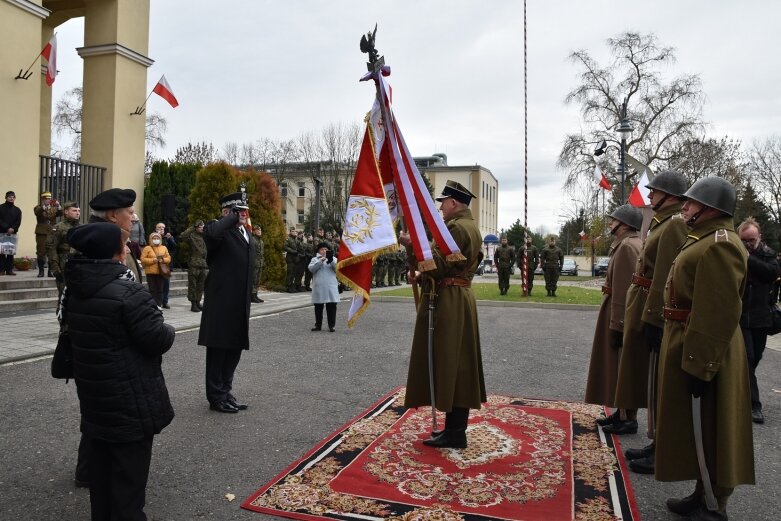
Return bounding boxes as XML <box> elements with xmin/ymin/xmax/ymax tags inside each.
<box><xmin>198</xmin><ymin>191</ymin><xmax>256</xmax><ymax>413</ymax></box>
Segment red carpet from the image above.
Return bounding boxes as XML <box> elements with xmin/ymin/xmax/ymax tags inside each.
<box><xmin>242</xmin><ymin>388</ymin><xmax>640</xmax><ymax>520</ymax></box>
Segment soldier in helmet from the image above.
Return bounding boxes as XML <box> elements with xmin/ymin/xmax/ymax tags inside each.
<box><xmin>540</xmin><ymin>236</ymin><xmax>564</xmax><ymax>296</ymax></box>
<box><xmin>46</xmin><ymin>201</ymin><xmax>81</xmax><ymax>307</ymax></box>
<box><xmin>493</xmin><ymin>234</ymin><xmax>516</xmax><ymax>295</ymax></box>
<box><xmin>614</xmin><ymin>170</ymin><xmax>689</xmax><ymax>474</ymax></box>
<box><xmin>655</xmin><ymin>177</ymin><xmax>753</xmax><ymax>521</ymax></box>
<box><xmin>584</xmin><ymin>204</ymin><xmax>642</xmax><ymax>435</ymax></box>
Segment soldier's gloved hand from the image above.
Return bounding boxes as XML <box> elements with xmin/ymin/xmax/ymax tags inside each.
<box><xmin>611</xmin><ymin>330</ymin><xmax>623</xmax><ymax>349</ymax></box>
<box><xmin>687</xmin><ymin>374</ymin><xmax>707</xmax><ymax>398</ymax></box>
<box><xmin>644</xmin><ymin>324</ymin><xmax>663</xmax><ymax>352</ymax></box>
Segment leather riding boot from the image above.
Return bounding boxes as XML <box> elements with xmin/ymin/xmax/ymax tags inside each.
<box><xmin>423</xmin><ymin>427</ymin><xmax>467</xmax><ymax>448</ymax></box>
<box><xmin>37</xmin><ymin>257</ymin><xmax>45</xmax><ymax>277</ymax></box>
<box><xmin>625</xmin><ymin>441</ymin><xmax>655</xmax><ymax>460</ymax></box>
<box><xmin>666</xmin><ymin>481</ymin><xmax>704</xmax><ymax>515</ymax></box>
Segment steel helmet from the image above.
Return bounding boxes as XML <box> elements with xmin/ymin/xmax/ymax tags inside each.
<box><xmin>609</xmin><ymin>204</ymin><xmax>643</xmax><ymax>231</ymax></box>
<box><xmin>682</xmin><ymin>176</ymin><xmax>736</xmax><ymax>216</ymax></box>
<box><xmin>645</xmin><ymin>170</ymin><xmax>688</xmax><ymax>197</ymax></box>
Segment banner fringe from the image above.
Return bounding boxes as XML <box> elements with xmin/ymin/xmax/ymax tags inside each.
<box><xmin>445</xmin><ymin>252</ymin><xmax>466</xmax><ymax>263</ymax></box>
<box><xmin>418</xmin><ymin>259</ymin><xmax>437</xmax><ymax>272</ymax></box>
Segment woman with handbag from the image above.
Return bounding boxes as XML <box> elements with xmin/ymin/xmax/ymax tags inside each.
<box><xmin>141</xmin><ymin>231</ymin><xmax>171</xmax><ymax>309</ymax></box>
<box><xmin>308</xmin><ymin>242</ymin><xmax>339</xmax><ymax>332</ymax></box>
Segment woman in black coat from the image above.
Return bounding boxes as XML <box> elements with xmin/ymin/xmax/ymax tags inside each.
<box><xmin>738</xmin><ymin>218</ymin><xmax>780</xmax><ymax>424</ymax></box>
<box><xmin>64</xmin><ymin>223</ymin><xmax>175</xmax><ymax>521</ymax></box>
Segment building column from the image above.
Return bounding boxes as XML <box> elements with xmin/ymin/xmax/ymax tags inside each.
<box><xmin>77</xmin><ymin>0</ymin><xmax>152</xmax><ymax>208</ymax></box>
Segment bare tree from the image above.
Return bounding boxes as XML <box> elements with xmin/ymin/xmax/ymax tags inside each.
<box><xmin>221</xmin><ymin>141</ymin><xmax>240</xmax><ymax>165</ymax></box>
<box><xmin>665</xmin><ymin>136</ymin><xmax>745</xmax><ymax>185</ymax></box>
<box><xmin>747</xmin><ymin>135</ymin><xmax>781</xmax><ymax>222</ymax></box>
<box><xmin>171</xmin><ymin>141</ymin><xmax>217</xmax><ymax>165</ymax></box>
<box><xmin>559</xmin><ymin>32</ymin><xmax>706</xmax><ymax>196</ymax></box>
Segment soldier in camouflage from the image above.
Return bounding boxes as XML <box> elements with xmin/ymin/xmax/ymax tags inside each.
<box><xmin>284</xmin><ymin>227</ymin><xmax>298</xmax><ymax>293</ymax></box>
<box><xmin>493</xmin><ymin>234</ymin><xmax>516</xmax><ymax>295</ymax></box>
<box><xmin>250</xmin><ymin>225</ymin><xmax>265</xmax><ymax>303</ymax></box>
<box><xmin>34</xmin><ymin>192</ymin><xmax>63</xmax><ymax>277</ymax></box>
<box><xmin>303</xmin><ymin>233</ymin><xmax>314</xmax><ymax>291</ymax></box>
<box><xmin>295</xmin><ymin>231</ymin><xmax>307</xmax><ymax>291</ymax></box>
<box><xmin>46</xmin><ymin>201</ymin><xmax>80</xmax><ymax>306</ymax></box>
<box><xmin>178</xmin><ymin>220</ymin><xmax>208</xmax><ymax>312</ymax></box>
<box><xmin>540</xmin><ymin>236</ymin><xmax>564</xmax><ymax>296</ymax></box>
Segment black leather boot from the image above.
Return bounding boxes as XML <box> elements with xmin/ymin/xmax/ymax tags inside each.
<box><xmin>424</xmin><ymin>407</ymin><xmax>469</xmax><ymax>448</ymax></box>
<box><xmin>37</xmin><ymin>257</ymin><xmax>45</xmax><ymax>278</ymax></box>
<box><xmin>190</xmin><ymin>301</ymin><xmax>201</xmax><ymax>312</ymax></box>
<box><xmin>625</xmin><ymin>441</ymin><xmax>655</xmax><ymax>460</ymax></box>
<box><xmin>251</xmin><ymin>293</ymin><xmax>262</xmax><ymax>303</ymax></box>
<box><xmin>666</xmin><ymin>482</ymin><xmax>703</xmax><ymax>515</ymax></box>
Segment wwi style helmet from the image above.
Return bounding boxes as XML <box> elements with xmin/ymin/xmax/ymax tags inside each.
<box><xmin>682</xmin><ymin>176</ymin><xmax>736</xmax><ymax>216</ymax></box>
<box><xmin>609</xmin><ymin>204</ymin><xmax>643</xmax><ymax>231</ymax></box>
<box><xmin>645</xmin><ymin>170</ymin><xmax>688</xmax><ymax>197</ymax></box>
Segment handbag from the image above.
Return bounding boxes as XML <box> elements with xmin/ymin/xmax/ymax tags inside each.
<box><xmin>51</xmin><ymin>331</ymin><xmax>74</xmax><ymax>380</ymax></box>
<box><xmin>768</xmin><ymin>304</ymin><xmax>781</xmax><ymax>336</ymax></box>
<box><xmin>158</xmin><ymin>260</ymin><xmax>171</xmax><ymax>278</ymax></box>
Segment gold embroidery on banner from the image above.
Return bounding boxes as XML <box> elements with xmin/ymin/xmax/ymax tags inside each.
<box><xmin>344</xmin><ymin>198</ymin><xmax>380</xmax><ymax>245</ymax></box>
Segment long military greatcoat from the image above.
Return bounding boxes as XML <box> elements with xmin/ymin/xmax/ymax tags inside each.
<box><xmin>404</xmin><ymin>208</ymin><xmax>486</xmax><ymax>412</ymax></box>
<box><xmin>614</xmin><ymin>204</ymin><xmax>688</xmax><ymax>409</ymax></box>
<box><xmin>198</xmin><ymin>213</ymin><xmax>256</xmax><ymax>350</ymax></box>
<box><xmin>584</xmin><ymin>228</ymin><xmax>641</xmax><ymax>406</ymax></box>
<box><xmin>655</xmin><ymin>215</ymin><xmax>754</xmax><ymax>487</ymax></box>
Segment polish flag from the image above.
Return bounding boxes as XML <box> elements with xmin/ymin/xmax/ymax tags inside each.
<box><xmin>594</xmin><ymin>164</ymin><xmax>611</xmax><ymax>190</ymax></box>
<box><xmin>629</xmin><ymin>170</ymin><xmax>652</xmax><ymax>207</ymax></box>
<box><xmin>41</xmin><ymin>34</ymin><xmax>57</xmax><ymax>86</ymax></box>
<box><xmin>152</xmin><ymin>75</ymin><xmax>179</xmax><ymax>108</ymax></box>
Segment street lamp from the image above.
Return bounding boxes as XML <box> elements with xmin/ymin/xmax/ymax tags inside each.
<box><xmin>615</xmin><ymin>98</ymin><xmax>634</xmax><ymax>204</ymax></box>
<box><xmin>313</xmin><ymin>177</ymin><xmax>323</xmax><ymax>232</ymax></box>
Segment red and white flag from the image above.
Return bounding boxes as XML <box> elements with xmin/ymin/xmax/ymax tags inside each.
<box><xmin>594</xmin><ymin>164</ymin><xmax>612</xmax><ymax>190</ymax></box>
<box><xmin>41</xmin><ymin>34</ymin><xmax>57</xmax><ymax>86</ymax></box>
<box><xmin>336</xmin><ymin>124</ymin><xmax>398</xmax><ymax>328</ymax></box>
<box><xmin>629</xmin><ymin>170</ymin><xmax>652</xmax><ymax>207</ymax></box>
<box><xmin>152</xmin><ymin>75</ymin><xmax>179</xmax><ymax>108</ymax></box>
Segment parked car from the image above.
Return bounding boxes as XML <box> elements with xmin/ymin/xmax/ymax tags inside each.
<box><xmin>594</xmin><ymin>257</ymin><xmax>609</xmax><ymax>276</ymax></box>
<box><xmin>561</xmin><ymin>258</ymin><xmax>579</xmax><ymax>276</ymax></box>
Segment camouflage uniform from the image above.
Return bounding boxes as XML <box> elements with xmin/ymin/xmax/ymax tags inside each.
<box><xmin>284</xmin><ymin>230</ymin><xmax>298</xmax><ymax>292</ymax></box>
<box><xmin>253</xmin><ymin>234</ymin><xmax>264</xmax><ymax>289</ymax></box>
<box><xmin>303</xmin><ymin>236</ymin><xmax>314</xmax><ymax>291</ymax></box>
<box><xmin>179</xmin><ymin>224</ymin><xmax>208</xmax><ymax>307</ymax></box>
<box><xmin>34</xmin><ymin>200</ymin><xmax>62</xmax><ymax>275</ymax></box>
<box><xmin>374</xmin><ymin>253</ymin><xmax>388</xmax><ymax>287</ymax></box>
<box><xmin>295</xmin><ymin>233</ymin><xmax>307</xmax><ymax>291</ymax></box>
<box><xmin>493</xmin><ymin>241</ymin><xmax>516</xmax><ymax>295</ymax></box>
<box><xmin>46</xmin><ymin>214</ymin><xmax>79</xmax><ymax>300</ymax></box>
<box><xmin>540</xmin><ymin>240</ymin><xmax>564</xmax><ymax>296</ymax></box>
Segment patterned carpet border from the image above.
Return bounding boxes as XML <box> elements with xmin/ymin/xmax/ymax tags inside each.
<box><xmin>241</xmin><ymin>388</ymin><xmax>640</xmax><ymax>521</ymax></box>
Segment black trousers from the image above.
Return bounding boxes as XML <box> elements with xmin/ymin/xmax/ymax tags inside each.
<box><xmin>205</xmin><ymin>347</ymin><xmax>243</xmax><ymax>404</ymax></box>
<box><xmin>741</xmin><ymin>326</ymin><xmax>768</xmax><ymax>408</ymax></box>
<box><xmin>0</xmin><ymin>254</ymin><xmax>13</xmax><ymax>274</ymax></box>
<box><xmin>89</xmin><ymin>436</ymin><xmax>153</xmax><ymax>521</ymax></box>
<box><xmin>77</xmin><ymin>432</ymin><xmax>90</xmax><ymax>482</ymax></box>
<box><xmin>313</xmin><ymin>303</ymin><xmax>337</xmax><ymax>328</ymax></box>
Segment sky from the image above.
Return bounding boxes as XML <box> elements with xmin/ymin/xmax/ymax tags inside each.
<box><xmin>49</xmin><ymin>0</ymin><xmax>781</xmax><ymax>236</ymax></box>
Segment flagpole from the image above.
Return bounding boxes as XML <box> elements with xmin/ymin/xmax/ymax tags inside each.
<box><xmin>131</xmin><ymin>90</ymin><xmax>154</xmax><ymax>116</ymax></box>
<box><xmin>521</xmin><ymin>0</ymin><xmax>530</xmax><ymax>297</ymax></box>
<box><xmin>15</xmin><ymin>50</ymin><xmax>44</xmax><ymax>81</ymax></box>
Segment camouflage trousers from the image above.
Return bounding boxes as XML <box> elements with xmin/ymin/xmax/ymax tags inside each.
<box><xmin>285</xmin><ymin>262</ymin><xmax>296</xmax><ymax>290</ymax></box>
<box><xmin>497</xmin><ymin>266</ymin><xmax>512</xmax><ymax>291</ymax></box>
<box><xmin>36</xmin><ymin>234</ymin><xmax>49</xmax><ymax>257</ymax></box>
<box><xmin>543</xmin><ymin>266</ymin><xmax>560</xmax><ymax>293</ymax></box>
<box><xmin>253</xmin><ymin>264</ymin><xmax>264</xmax><ymax>290</ymax></box>
<box><xmin>188</xmin><ymin>267</ymin><xmax>207</xmax><ymax>303</ymax></box>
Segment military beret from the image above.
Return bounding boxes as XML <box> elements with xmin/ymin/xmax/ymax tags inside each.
<box><xmin>89</xmin><ymin>188</ymin><xmax>136</xmax><ymax>210</ymax></box>
<box><xmin>435</xmin><ymin>180</ymin><xmax>476</xmax><ymax>205</ymax></box>
<box><xmin>219</xmin><ymin>192</ymin><xmax>249</xmax><ymax>209</ymax></box>
<box><xmin>63</xmin><ymin>201</ymin><xmax>79</xmax><ymax>210</ymax></box>
<box><xmin>67</xmin><ymin>223</ymin><xmax>123</xmax><ymax>260</ymax></box>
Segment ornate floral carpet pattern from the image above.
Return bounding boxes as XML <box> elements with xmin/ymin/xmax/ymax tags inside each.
<box><xmin>242</xmin><ymin>388</ymin><xmax>639</xmax><ymax>521</ymax></box>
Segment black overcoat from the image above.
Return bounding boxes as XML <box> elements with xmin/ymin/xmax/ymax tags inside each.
<box><xmin>198</xmin><ymin>213</ymin><xmax>255</xmax><ymax>350</ymax></box>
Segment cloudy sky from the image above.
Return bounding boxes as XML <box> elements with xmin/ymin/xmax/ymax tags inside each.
<box><xmin>50</xmin><ymin>0</ymin><xmax>781</xmax><ymax>235</ymax></box>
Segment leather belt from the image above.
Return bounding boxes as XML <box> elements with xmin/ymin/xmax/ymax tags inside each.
<box><xmin>663</xmin><ymin>307</ymin><xmax>691</xmax><ymax>321</ymax></box>
<box><xmin>439</xmin><ymin>277</ymin><xmax>471</xmax><ymax>288</ymax></box>
<box><xmin>632</xmin><ymin>274</ymin><xmax>652</xmax><ymax>288</ymax></box>
<box><xmin>601</xmin><ymin>285</ymin><xmax>612</xmax><ymax>295</ymax></box>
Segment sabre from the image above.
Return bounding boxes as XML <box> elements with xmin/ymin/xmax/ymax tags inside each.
<box><xmin>646</xmin><ymin>350</ymin><xmax>658</xmax><ymax>438</ymax></box>
<box><xmin>425</xmin><ymin>276</ymin><xmax>439</xmax><ymax>434</ymax></box>
<box><xmin>691</xmin><ymin>395</ymin><xmax>719</xmax><ymax>511</ymax></box>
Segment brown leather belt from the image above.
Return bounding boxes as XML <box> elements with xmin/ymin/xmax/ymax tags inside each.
<box><xmin>601</xmin><ymin>285</ymin><xmax>612</xmax><ymax>295</ymax></box>
<box><xmin>439</xmin><ymin>277</ymin><xmax>471</xmax><ymax>288</ymax></box>
<box><xmin>663</xmin><ymin>307</ymin><xmax>691</xmax><ymax>321</ymax></box>
<box><xmin>631</xmin><ymin>274</ymin><xmax>652</xmax><ymax>288</ymax></box>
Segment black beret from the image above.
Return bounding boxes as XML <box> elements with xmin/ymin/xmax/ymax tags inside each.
<box><xmin>89</xmin><ymin>188</ymin><xmax>136</xmax><ymax>210</ymax></box>
<box><xmin>67</xmin><ymin>223</ymin><xmax>123</xmax><ymax>259</ymax></box>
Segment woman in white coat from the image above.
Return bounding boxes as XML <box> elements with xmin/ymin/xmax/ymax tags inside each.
<box><xmin>308</xmin><ymin>242</ymin><xmax>339</xmax><ymax>332</ymax></box>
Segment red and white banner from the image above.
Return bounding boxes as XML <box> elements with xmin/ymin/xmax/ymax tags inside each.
<box><xmin>337</xmin><ymin>124</ymin><xmax>398</xmax><ymax>328</ymax></box>
<box><xmin>370</xmin><ymin>72</ymin><xmax>464</xmax><ymax>271</ymax></box>
<box><xmin>152</xmin><ymin>75</ymin><xmax>179</xmax><ymax>108</ymax></box>
<box><xmin>41</xmin><ymin>34</ymin><xmax>57</xmax><ymax>86</ymax></box>
<box><xmin>629</xmin><ymin>170</ymin><xmax>652</xmax><ymax>207</ymax></box>
<box><xmin>594</xmin><ymin>164</ymin><xmax>612</xmax><ymax>190</ymax></box>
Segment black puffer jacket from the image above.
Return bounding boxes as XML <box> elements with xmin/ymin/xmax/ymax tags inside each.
<box><xmin>64</xmin><ymin>258</ymin><xmax>176</xmax><ymax>443</ymax></box>
<box><xmin>740</xmin><ymin>243</ymin><xmax>779</xmax><ymax>329</ymax></box>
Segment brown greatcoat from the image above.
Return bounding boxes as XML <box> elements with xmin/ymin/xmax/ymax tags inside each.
<box><xmin>404</xmin><ymin>208</ymin><xmax>486</xmax><ymax>412</ymax></box>
<box><xmin>584</xmin><ymin>227</ymin><xmax>641</xmax><ymax>406</ymax></box>
<box><xmin>614</xmin><ymin>204</ymin><xmax>688</xmax><ymax>408</ymax></box>
<box><xmin>655</xmin><ymin>215</ymin><xmax>754</xmax><ymax>487</ymax></box>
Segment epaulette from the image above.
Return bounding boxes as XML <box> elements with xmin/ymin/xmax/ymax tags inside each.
<box><xmin>714</xmin><ymin>229</ymin><xmax>729</xmax><ymax>242</ymax></box>
<box><xmin>671</xmin><ymin>213</ymin><xmax>684</xmax><ymax>220</ymax></box>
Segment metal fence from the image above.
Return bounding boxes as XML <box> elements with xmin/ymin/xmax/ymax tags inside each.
<box><xmin>39</xmin><ymin>155</ymin><xmax>105</xmax><ymax>223</ymax></box>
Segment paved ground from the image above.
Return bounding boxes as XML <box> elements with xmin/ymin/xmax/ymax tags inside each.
<box><xmin>1</xmin><ymin>292</ymin><xmax>780</xmax><ymax>520</ymax></box>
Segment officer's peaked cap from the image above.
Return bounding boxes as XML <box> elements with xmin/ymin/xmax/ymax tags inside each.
<box><xmin>435</xmin><ymin>180</ymin><xmax>476</xmax><ymax>205</ymax></box>
<box><xmin>219</xmin><ymin>192</ymin><xmax>249</xmax><ymax>209</ymax></box>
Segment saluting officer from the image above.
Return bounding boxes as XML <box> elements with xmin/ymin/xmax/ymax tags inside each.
<box><xmin>655</xmin><ymin>177</ymin><xmax>753</xmax><ymax>521</ymax></box>
<box><xmin>33</xmin><ymin>191</ymin><xmax>62</xmax><ymax>277</ymax></box>
<box><xmin>540</xmin><ymin>236</ymin><xmax>564</xmax><ymax>296</ymax></box>
<box><xmin>614</xmin><ymin>170</ymin><xmax>689</xmax><ymax>474</ymax></box>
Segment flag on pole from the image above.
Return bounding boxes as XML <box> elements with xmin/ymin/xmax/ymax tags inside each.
<box><xmin>152</xmin><ymin>75</ymin><xmax>179</xmax><ymax>108</ymax></box>
<box><xmin>336</xmin><ymin>121</ymin><xmax>398</xmax><ymax>328</ymax></box>
<box><xmin>594</xmin><ymin>164</ymin><xmax>612</xmax><ymax>190</ymax></box>
<box><xmin>629</xmin><ymin>170</ymin><xmax>652</xmax><ymax>207</ymax></box>
<box><xmin>41</xmin><ymin>34</ymin><xmax>57</xmax><ymax>86</ymax></box>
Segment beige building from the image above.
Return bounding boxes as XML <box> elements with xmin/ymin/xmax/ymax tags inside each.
<box><xmin>415</xmin><ymin>154</ymin><xmax>499</xmax><ymax>238</ymax></box>
<box><xmin>1</xmin><ymin>0</ymin><xmax>151</xmax><ymax>256</ymax></box>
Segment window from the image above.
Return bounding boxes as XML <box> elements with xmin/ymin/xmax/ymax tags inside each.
<box><xmin>298</xmin><ymin>182</ymin><xmax>306</xmax><ymax>197</ymax></box>
<box><xmin>297</xmin><ymin>209</ymin><xmax>305</xmax><ymax>224</ymax></box>
<box><xmin>281</xmin><ymin>210</ymin><xmax>287</xmax><ymax>223</ymax></box>
<box><xmin>280</xmin><ymin>182</ymin><xmax>287</xmax><ymax>197</ymax></box>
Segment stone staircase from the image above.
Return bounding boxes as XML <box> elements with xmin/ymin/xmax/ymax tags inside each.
<box><xmin>0</xmin><ymin>269</ymin><xmax>190</xmax><ymax>313</ymax></box>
